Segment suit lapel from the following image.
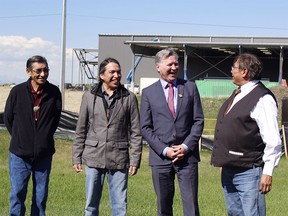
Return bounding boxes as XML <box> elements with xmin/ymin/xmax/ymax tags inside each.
<box><xmin>155</xmin><ymin>80</ymin><xmax>175</xmax><ymax>119</ymax></box>
<box><xmin>155</xmin><ymin>80</ymin><xmax>169</xmax><ymax>109</ymax></box>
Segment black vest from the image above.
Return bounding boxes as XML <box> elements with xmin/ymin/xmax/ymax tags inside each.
<box><xmin>211</xmin><ymin>82</ymin><xmax>276</xmax><ymax>168</ymax></box>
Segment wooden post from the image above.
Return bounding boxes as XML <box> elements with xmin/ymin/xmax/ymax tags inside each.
<box><xmin>281</xmin><ymin>125</ymin><xmax>288</xmax><ymax>158</ymax></box>
<box><xmin>198</xmin><ymin>137</ymin><xmax>202</xmax><ymax>152</ymax></box>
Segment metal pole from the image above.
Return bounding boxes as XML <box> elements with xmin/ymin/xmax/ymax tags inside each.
<box><xmin>60</xmin><ymin>0</ymin><xmax>67</xmax><ymax>109</ymax></box>
<box><xmin>71</xmin><ymin>49</ymin><xmax>74</xmax><ymax>84</ymax></box>
<box><xmin>184</xmin><ymin>45</ymin><xmax>188</xmax><ymax>80</ymax></box>
<box><xmin>130</xmin><ymin>44</ymin><xmax>135</xmax><ymax>93</ymax></box>
<box><xmin>278</xmin><ymin>46</ymin><xmax>283</xmax><ymax>85</ymax></box>
<box><xmin>131</xmin><ymin>55</ymin><xmax>135</xmax><ymax>93</ymax></box>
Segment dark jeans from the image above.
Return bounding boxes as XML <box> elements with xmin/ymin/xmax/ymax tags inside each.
<box><xmin>151</xmin><ymin>163</ymin><xmax>199</xmax><ymax>216</ymax></box>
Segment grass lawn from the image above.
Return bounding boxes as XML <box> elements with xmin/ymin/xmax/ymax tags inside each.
<box><xmin>0</xmin><ymin>130</ymin><xmax>287</xmax><ymax>215</ymax></box>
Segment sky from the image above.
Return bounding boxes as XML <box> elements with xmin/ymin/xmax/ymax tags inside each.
<box><xmin>1</xmin><ymin>0</ymin><xmax>288</xmax><ymax>85</ymax></box>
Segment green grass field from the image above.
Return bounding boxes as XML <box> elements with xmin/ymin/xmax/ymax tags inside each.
<box><xmin>0</xmin><ymin>130</ymin><xmax>287</xmax><ymax>216</ymax></box>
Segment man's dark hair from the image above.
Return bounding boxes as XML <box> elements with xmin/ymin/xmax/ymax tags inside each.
<box><xmin>233</xmin><ymin>53</ymin><xmax>262</xmax><ymax>80</ymax></box>
<box><xmin>98</xmin><ymin>57</ymin><xmax>121</xmax><ymax>81</ymax></box>
<box><xmin>26</xmin><ymin>55</ymin><xmax>48</xmax><ymax>70</ymax></box>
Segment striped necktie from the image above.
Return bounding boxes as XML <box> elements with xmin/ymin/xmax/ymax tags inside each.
<box><xmin>168</xmin><ymin>82</ymin><xmax>175</xmax><ymax>118</ymax></box>
<box><xmin>224</xmin><ymin>87</ymin><xmax>241</xmax><ymax>115</ymax></box>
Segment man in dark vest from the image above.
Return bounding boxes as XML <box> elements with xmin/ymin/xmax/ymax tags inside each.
<box><xmin>211</xmin><ymin>53</ymin><xmax>282</xmax><ymax>216</ymax></box>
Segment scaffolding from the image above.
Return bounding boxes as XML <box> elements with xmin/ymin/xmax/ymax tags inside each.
<box><xmin>72</xmin><ymin>48</ymin><xmax>99</xmax><ymax>84</ymax></box>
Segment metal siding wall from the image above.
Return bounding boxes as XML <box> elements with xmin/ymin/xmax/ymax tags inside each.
<box><xmin>99</xmin><ymin>35</ymin><xmax>158</xmax><ymax>85</ymax></box>
<box><xmin>196</xmin><ymin>80</ymin><xmax>279</xmax><ymax>97</ymax></box>
<box><xmin>98</xmin><ymin>35</ymin><xmax>284</xmax><ymax>92</ymax></box>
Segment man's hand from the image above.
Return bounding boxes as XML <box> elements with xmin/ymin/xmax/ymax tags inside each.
<box><xmin>73</xmin><ymin>164</ymin><xmax>83</xmax><ymax>173</ymax></box>
<box><xmin>259</xmin><ymin>174</ymin><xmax>272</xmax><ymax>194</ymax></box>
<box><xmin>129</xmin><ymin>166</ymin><xmax>138</xmax><ymax>176</ymax></box>
<box><xmin>166</xmin><ymin>145</ymin><xmax>186</xmax><ymax>163</ymax></box>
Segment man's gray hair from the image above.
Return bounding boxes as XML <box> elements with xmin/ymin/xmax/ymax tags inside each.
<box><xmin>155</xmin><ymin>48</ymin><xmax>179</xmax><ymax>65</ymax></box>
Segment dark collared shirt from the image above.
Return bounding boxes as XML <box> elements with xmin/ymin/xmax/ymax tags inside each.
<box><xmin>101</xmin><ymin>85</ymin><xmax>117</xmax><ymax>121</ymax></box>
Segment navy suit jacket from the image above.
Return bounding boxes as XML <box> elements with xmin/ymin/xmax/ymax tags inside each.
<box><xmin>140</xmin><ymin>78</ymin><xmax>204</xmax><ymax>166</ymax></box>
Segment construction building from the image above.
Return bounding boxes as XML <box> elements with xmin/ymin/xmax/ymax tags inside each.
<box><xmin>75</xmin><ymin>34</ymin><xmax>288</xmax><ymax>96</ymax></box>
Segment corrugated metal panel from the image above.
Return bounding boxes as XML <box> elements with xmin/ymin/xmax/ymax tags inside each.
<box><xmin>98</xmin><ymin>35</ymin><xmax>287</xmax><ymax>87</ymax></box>
<box><xmin>196</xmin><ymin>79</ymin><xmax>278</xmax><ymax>97</ymax></box>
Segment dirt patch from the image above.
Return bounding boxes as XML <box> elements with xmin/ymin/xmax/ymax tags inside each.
<box><xmin>0</xmin><ymin>85</ymin><xmax>84</xmax><ymax>114</ymax></box>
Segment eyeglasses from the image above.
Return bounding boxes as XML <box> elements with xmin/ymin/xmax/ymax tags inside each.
<box><xmin>231</xmin><ymin>66</ymin><xmax>239</xmax><ymax>70</ymax></box>
<box><xmin>31</xmin><ymin>68</ymin><xmax>50</xmax><ymax>74</ymax></box>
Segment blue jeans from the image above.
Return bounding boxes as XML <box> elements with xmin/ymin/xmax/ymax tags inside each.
<box><xmin>85</xmin><ymin>166</ymin><xmax>128</xmax><ymax>216</ymax></box>
<box><xmin>9</xmin><ymin>152</ymin><xmax>52</xmax><ymax>216</ymax></box>
<box><xmin>221</xmin><ymin>167</ymin><xmax>266</xmax><ymax>216</ymax></box>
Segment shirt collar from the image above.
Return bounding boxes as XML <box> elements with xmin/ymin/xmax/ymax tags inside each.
<box><xmin>101</xmin><ymin>85</ymin><xmax>117</xmax><ymax>98</ymax></box>
<box><xmin>160</xmin><ymin>78</ymin><xmax>177</xmax><ymax>89</ymax></box>
<box><xmin>239</xmin><ymin>80</ymin><xmax>259</xmax><ymax>92</ymax></box>
<box><xmin>29</xmin><ymin>80</ymin><xmax>44</xmax><ymax>95</ymax></box>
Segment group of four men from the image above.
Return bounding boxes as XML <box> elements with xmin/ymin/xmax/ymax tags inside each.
<box><xmin>4</xmin><ymin>49</ymin><xmax>282</xmax><ymax>216</ymax></box>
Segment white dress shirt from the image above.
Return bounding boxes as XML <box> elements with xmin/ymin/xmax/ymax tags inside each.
<box><xmin>160</xmin><ymin>78</ymin><xmax>178</xmax><ymax>112</ymax></box>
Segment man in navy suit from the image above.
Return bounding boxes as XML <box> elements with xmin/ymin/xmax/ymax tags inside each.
<box><xmin>140</xmin><ymin>48</ymin><xmax>204</xmax><ymax>216</ymax></box>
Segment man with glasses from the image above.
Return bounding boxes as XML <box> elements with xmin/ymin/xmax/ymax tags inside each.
<box><xmin>211</xmin><ymin>53</ymin><xmax>282</xmax><ymax>216</ymax></box>
<box><xmin>4</xmin><ymin>55</ymin><xmax>62</xmax><ymax>216</ymax></box>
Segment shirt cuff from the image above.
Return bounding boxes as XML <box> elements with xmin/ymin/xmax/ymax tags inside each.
<box><xmin>162</xmin><ymin>147</ymin><xmax>169</xmax><ymax>156</ymax></box>
<box><xmin>181</xmin><ymin>144</ymin><xmax>189</xmax><ymax>152</ymax></box>
<box><xmin>262</xmin><ymin>162</ymin><xmax>274</xmax><ymax>176</ymax></box>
